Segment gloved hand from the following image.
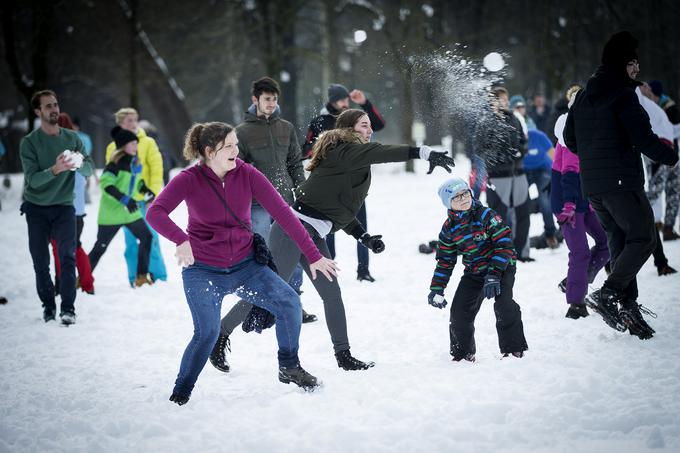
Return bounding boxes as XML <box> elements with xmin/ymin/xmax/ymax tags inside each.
<box><xmin>139</xmin><ymin>181</ymin><xmax>156</xmax><ymax>202</ymax></box>
<box><xmin>426</xmin><ymin>151</ymin><xmax>455</xmax><ymax>174</ymax></box>
<box><xmin>428</xmin><ymin>290</ymin><xmax>448</xmax><ymax>309</ymax></box>
<box><xmin>360</xmin><ymin>233</ymin><xmax>385</xmax><ymax>253</ymax></box>
<box><xmin>482</xmin><ymin>274</ymin><xmax>501</xmax><ymax>299</ymax></box>
<box><xmin>121</xmin><ymin>195</ymin><xmax>139</xmax><ymax>213</ymax></box>
<box><xmin>557</xmin><ymin>202</ymin><xmax>576</xmax><ymax>228</ymax></box>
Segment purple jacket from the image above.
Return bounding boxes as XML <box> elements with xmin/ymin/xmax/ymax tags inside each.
<box><xmin>146</xmin><ymin>159</ymin><xmax>322</xmax><ymax>268</ymax></box>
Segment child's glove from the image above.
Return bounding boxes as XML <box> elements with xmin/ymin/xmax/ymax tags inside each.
<box><xmin>557</xmin><ymin>202</ymin><xmax>576</xmax><ymax>228</ymax></box>
<box><xmin>428</xmin><ymin>290</ymin><xmax>448</xmax><ymax>309</ymax></box>
<box><xmin>139</xmin><ymin>181</ymin><xmax>156</xmax><ymax>202</ymax></box>
<box><xmin>360</xmin><ymin>233</ymin><xmax>385</xmax><ymax>254</ymax></box>
<box><xmin>482</xmin><ymin>274</ymin><xmax>501</xmax><ymax>299</ymax></box>
<box><xmin>121</xmin><ymin>195</ymin><xmax>139</xmax><ymax>213</ymax></box>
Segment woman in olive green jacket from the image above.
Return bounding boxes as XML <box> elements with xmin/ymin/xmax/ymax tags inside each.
<box><xmin>217</xmin><ymin>109</ymin><xmax>455</xmax><ymax>371</ymax></box>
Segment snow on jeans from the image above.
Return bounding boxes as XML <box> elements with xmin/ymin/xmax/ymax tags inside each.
<box><xmin>174</xmin><ymin>256</ymin><xmax>302</xmax><ymax>397</ymax></box>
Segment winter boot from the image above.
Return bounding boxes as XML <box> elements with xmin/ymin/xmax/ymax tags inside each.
<box><xmin>278</xmin><ymin>364</ymin><xmax>321</xmax><ymax>391</ymax></box>
<box><xmin>502</xmin><ymin>351</ymin><xmax>525</xmax><ymax>358</ymax></box>
<box><xmin>657</xmin><ymin>264</ymin><xmax>677</xmax><ymax>276</ymax></box>
<box><xmin>335</xmin><ymin>349</ymin><xmax>375</xmax><ymax>370</ymax></box>
<box><xmin>662</xmin><ymin>225</ymin><xmax>680</xmax><ymax>241</ymax></box>
<box><xmin>545</xmin><ymin>235</ymin><xmax>559</xmax><ymax>249</ymax></box>
<box><xmin>452</xmin><ymin>353</ymin><xmax>476</xmax><ymax>362</ymax></box>
<box><xmin>558</xmin><ymin>278</ymin><xmax>567</xmax><ymax>294</ymax></box>
<box><xmin>209</xmin><ymin>333</ymin><xmax>231</xmax><ymax>373</ymax></box>
<box><xmin>357</xmin><ymin>266</ymin><xmax>376</xmax><ymax>282</ymax></box>
<box><xmin>302</xmin><ymin>309</ymin><xmax>318</xmax><ymax>324</ymax></box>
<box><xmin>565</xmin><ymin>303</ymin><xmax>589</xmax><ymax>319</ymax></box>
<box><xmin>0</xmin><ymin>296</ymin><xmax>7</xmax><ymax>305</ymax></box>
<box><xmin>43</xmin><ymin>307</ymin><xmax>56</xmax><ymax>322</ymax></box>
<box><xmin>60</xmin><ymin>311</ymin><xmax>76</xmax><ymax>326</ymax></box>
<box><xmin>619</xmin><ymin>299</ymin><xmax>655</xmax><ymax>340</ymax></box>
<box><xmin>169</xmin><ymin>393</ymin><xmax>190</xmax><ymax>406</ymax></box>
<box><xmin>585</xmin><ymin>286</ymin><xmax>625</xmax><ymax>332</ymax></box>
<box><xmin>135</xmin><ymin>273</ymin><xmax>154</xmax><ymax>287</ymax></box>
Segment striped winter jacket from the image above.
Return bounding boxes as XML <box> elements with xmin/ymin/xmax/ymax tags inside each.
<box><xmin>430</xmin><ymin>199</ymin><xmax>516</xmax><ymax>293</ymax></box>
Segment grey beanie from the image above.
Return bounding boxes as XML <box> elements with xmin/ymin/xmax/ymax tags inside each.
<box><xmin>328</xmin><ymin>84</ymin><xmax>350</xmax><ymax>103</ymax></box>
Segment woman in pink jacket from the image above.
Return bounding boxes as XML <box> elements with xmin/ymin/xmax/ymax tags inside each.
<box><xmin>551</xmin><ymin>86</ymin><xmax>609</xmax><ymax>319</ymax></box>
<box><xmin>146</xmin><ymin>122</ymin><xmax>337</xmax><ymax>405</ymax></box>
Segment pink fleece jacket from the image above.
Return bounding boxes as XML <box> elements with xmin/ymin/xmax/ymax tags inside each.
<box><xmin>146</xmin><ymin>160</ymin><xmax>322</xmax><ymax>268</ymax></box>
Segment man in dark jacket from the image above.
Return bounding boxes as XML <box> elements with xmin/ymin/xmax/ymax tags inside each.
<box><xmin>477</xmin><ymin>87</ymin><xmax>532</xmax><ymax>261</ymax></box>
<box><xmin>210</xmin><ymin>77</ymin><xmax>316</xmax><ymax>374</ymax></box>
<box><xmin>564</xmin><ymin>31</ymin><xmax>679</xmax><ymax>339</ymax></box>
<box><xmin>302</xmin><ymin>84</ymin><xmax>386</xmax><ymax>282</ymax></box>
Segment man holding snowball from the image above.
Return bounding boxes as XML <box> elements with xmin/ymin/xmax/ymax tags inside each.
<box><xmin>20</xmin><ymin>90</ymin><xmax>94</xmax><ymax>325</ymax></box>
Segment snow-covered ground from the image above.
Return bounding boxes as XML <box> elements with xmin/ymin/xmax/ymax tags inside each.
<box><xmin>1</xmin><ymin>158</ymin><xmax>679</xmax><ymax>453</ymax></box>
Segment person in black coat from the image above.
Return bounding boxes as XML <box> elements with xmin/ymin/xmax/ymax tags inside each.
<box><xmin>564</xmin><ymin>31</ymin><xmax>679</xmax><ymax>339</ymax></box>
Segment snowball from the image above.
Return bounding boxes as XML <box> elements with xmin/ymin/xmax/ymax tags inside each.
<box><xmin>483</xmin><ymin>52</ymin><xmax>505</xmax><ymax>72</ymax></box>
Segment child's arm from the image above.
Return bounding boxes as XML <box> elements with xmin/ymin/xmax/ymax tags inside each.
<box><xmin>483</xmin><ymin>208</ymin><xmax>515</xmax><ymax>275</ymax></box>
<box><xmin>429</xmin><ymin>218</ymin><xmax>458</xmax><ymax>294</ymax></box>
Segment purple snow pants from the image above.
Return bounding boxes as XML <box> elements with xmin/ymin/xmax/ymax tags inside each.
<box><xmin>561</xmin><ymin>211</ymin><xmax>610</xmax><ymax>304</ymax></box>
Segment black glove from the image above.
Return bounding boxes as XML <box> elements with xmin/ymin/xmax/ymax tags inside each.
<box><xmin>427</xmin><ymin>151</ymin><xmax>456</xmax><ymax>174</ymax></box>
<box><xmin>428</xmin><ymin>290</ymin><xmax>448</xmax><ymax>309</ymax></box>
<box><xmin>360</xmin><ymin>233</ymin><xmax>385</xmax><ymax>253</ymax></box>
<box><xmin>121</xmin><ymin>196</ymin><xmax>139</xmax><ymax>213</ymax></box>
<box><xmin>482</xmin><ymin>274</ymin><xmax>501</xmax><ymax>299</ymax></box>
<box><xmin>139</xmin><ymin>181</ymin><xmax>156</xmax><ymax>202</ymax></box>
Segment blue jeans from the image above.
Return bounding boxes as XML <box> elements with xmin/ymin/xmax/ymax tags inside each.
<box><xmin>175</xmin><ymin>257</ymin><xmax>301</xmax><ymax>396</ymax></box>
<box><xmin>251</xmin><ymin>204</ymin><xmax>303</xmax><ymax>292</ymax></box>
<box><xmin>22</xmin><ymin>202</ymin><xmax>76</xmax><ymax>314</ymax></box>
<box><xmin>124</xmin><ymin>201</ymin><xmax>167</xmax><ymax>282</ymax></box>
<box><xmin>525</xmin><ymin>168</ymin><xmax>557</xmax><ymax>237</ymax></box>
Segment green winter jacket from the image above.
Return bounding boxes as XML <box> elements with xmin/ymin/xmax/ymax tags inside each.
<box><xmin>98</xmin><ymin>153</ymin><xmax>144</xmax><ymax>226</ymax></box>
<box><xmin>294</xmin><ymin>129</ymin><xmax>415</xmax><ymax>234</ymax></box>
<box><xmin>236</xmin><ymin>108</ymin><xmax>305</xmax><ymax>206</ymax></box>
<box><xmin>20</xmin><ymin>127</ymin><xmax>94</xmax><ymax>206</ymax></box>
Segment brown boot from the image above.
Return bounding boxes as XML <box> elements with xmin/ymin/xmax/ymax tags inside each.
<box><xmin>663</xmin><ymin>225</ymin><xmax>680</xmax><ymax>241</ymax></box>
<box><xmin>135</xmin><ymin>273</ymin><xmax>154</xmax><ymax>287</ymax></box>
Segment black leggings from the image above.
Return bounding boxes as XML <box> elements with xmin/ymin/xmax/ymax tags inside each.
<box><xmin>89</xmin><ymin>218</ymin><xmax>152</xmax><ymax>275</ymax></box>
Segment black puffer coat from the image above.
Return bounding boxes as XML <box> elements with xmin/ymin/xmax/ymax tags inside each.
<box><xmin>564</xmin><ymin>65</ymin><xmax>678</xmax><ymax>197</ymax></box>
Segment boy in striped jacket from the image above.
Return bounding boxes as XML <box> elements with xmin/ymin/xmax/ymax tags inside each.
<box><xmin>428</xmin><ymin>177</ymin><xmax>528</xmax><ymax>362</ymax></box>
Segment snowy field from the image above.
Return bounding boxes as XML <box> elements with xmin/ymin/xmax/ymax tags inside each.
<box><xmin>1</xmin><ymin>158</ymin><xmax>679</xmax><ymax>453</ymax></box>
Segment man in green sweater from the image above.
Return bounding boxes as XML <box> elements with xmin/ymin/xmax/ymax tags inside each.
<box><xmin>20</xmin><ymin>90</ymin><xmax>94</xmax><ymax>325</ymax></box>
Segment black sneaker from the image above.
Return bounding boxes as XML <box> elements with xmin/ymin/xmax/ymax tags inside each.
<box><xmin>357</xmin><ymin>266</ymin><xmax>376</xmax><ymax>282</ymax></box>
<box><xmin>60</xmin><ymin>311</ymin><xmax>76</xmax><ymax>326</ymax></box>
<box><xmin>558</xmin><ymin>278</ymin><xmax>567</xmax><ymax>294</ymax></box>
<box><xmin>278</xmin><ymin>364</ymin><xmax>321</xmax><ymax>391</ymax></box>
<box><xmin>452</xmin><ymin>353</ymin><xmax>475</xmax><ymax>362</ymax></box>
<box><xmin>619</xmin><ymin>300</ymin><xmax>655</xmax><ymax>340</ymax></box>
<box><xmin>209</xmin><ymin>333</ymin><xmax>231</xmax><ymax>373</ymax></box>
<box><xmin>169</xmin><ymin>393</ymin><xmax>190</xmax><ymax>406</ymax></box>
<box><xmin>302</xmin><ymin>310</ymin><xmax>318</xmax><ymax>324</ymax></box>
<box><xmin>565</xmin><ymin>303</ymin><xmax>589</xmax><ymax>319</ymax></box>
<box><xmin>335</xmin><ymin>349</ymin><xmax>375</xmax><ymax>370</ymax></box>
<box><xmin>517</xmin><ymin>256</ymin><xmax>536</xmax><ymax>263</ymax></box>
<box><xmin>43</xmin><ymin>307</ymin><xmax>56</xmax><ymax>322</ymax></box>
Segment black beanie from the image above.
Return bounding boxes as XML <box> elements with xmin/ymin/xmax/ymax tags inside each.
<box><xmin>111</xmin><ymin>126</ymin><xmax>138</xmax><ymax>149</ymax></box>
<box><xmin>328</xmin><ymin>84</ymin><xmax>350</xmax><ymax>103</ymax></box>
<box><xmin>601</xmin><ymin>31</ymin><xmax>638</xmax><ymax>69</ymax></box>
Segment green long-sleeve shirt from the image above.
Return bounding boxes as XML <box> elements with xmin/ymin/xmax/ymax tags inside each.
<box><xmin>20</xmin><ymin>127</ymin><xmax>94</xmax><ymax>206</ymax></box>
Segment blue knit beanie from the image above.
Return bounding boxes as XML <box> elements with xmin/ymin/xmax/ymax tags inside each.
<box><xmin>438</xmin><ymin>177</ymin><xmax>470</xmax><ymax>209</ymax></box>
